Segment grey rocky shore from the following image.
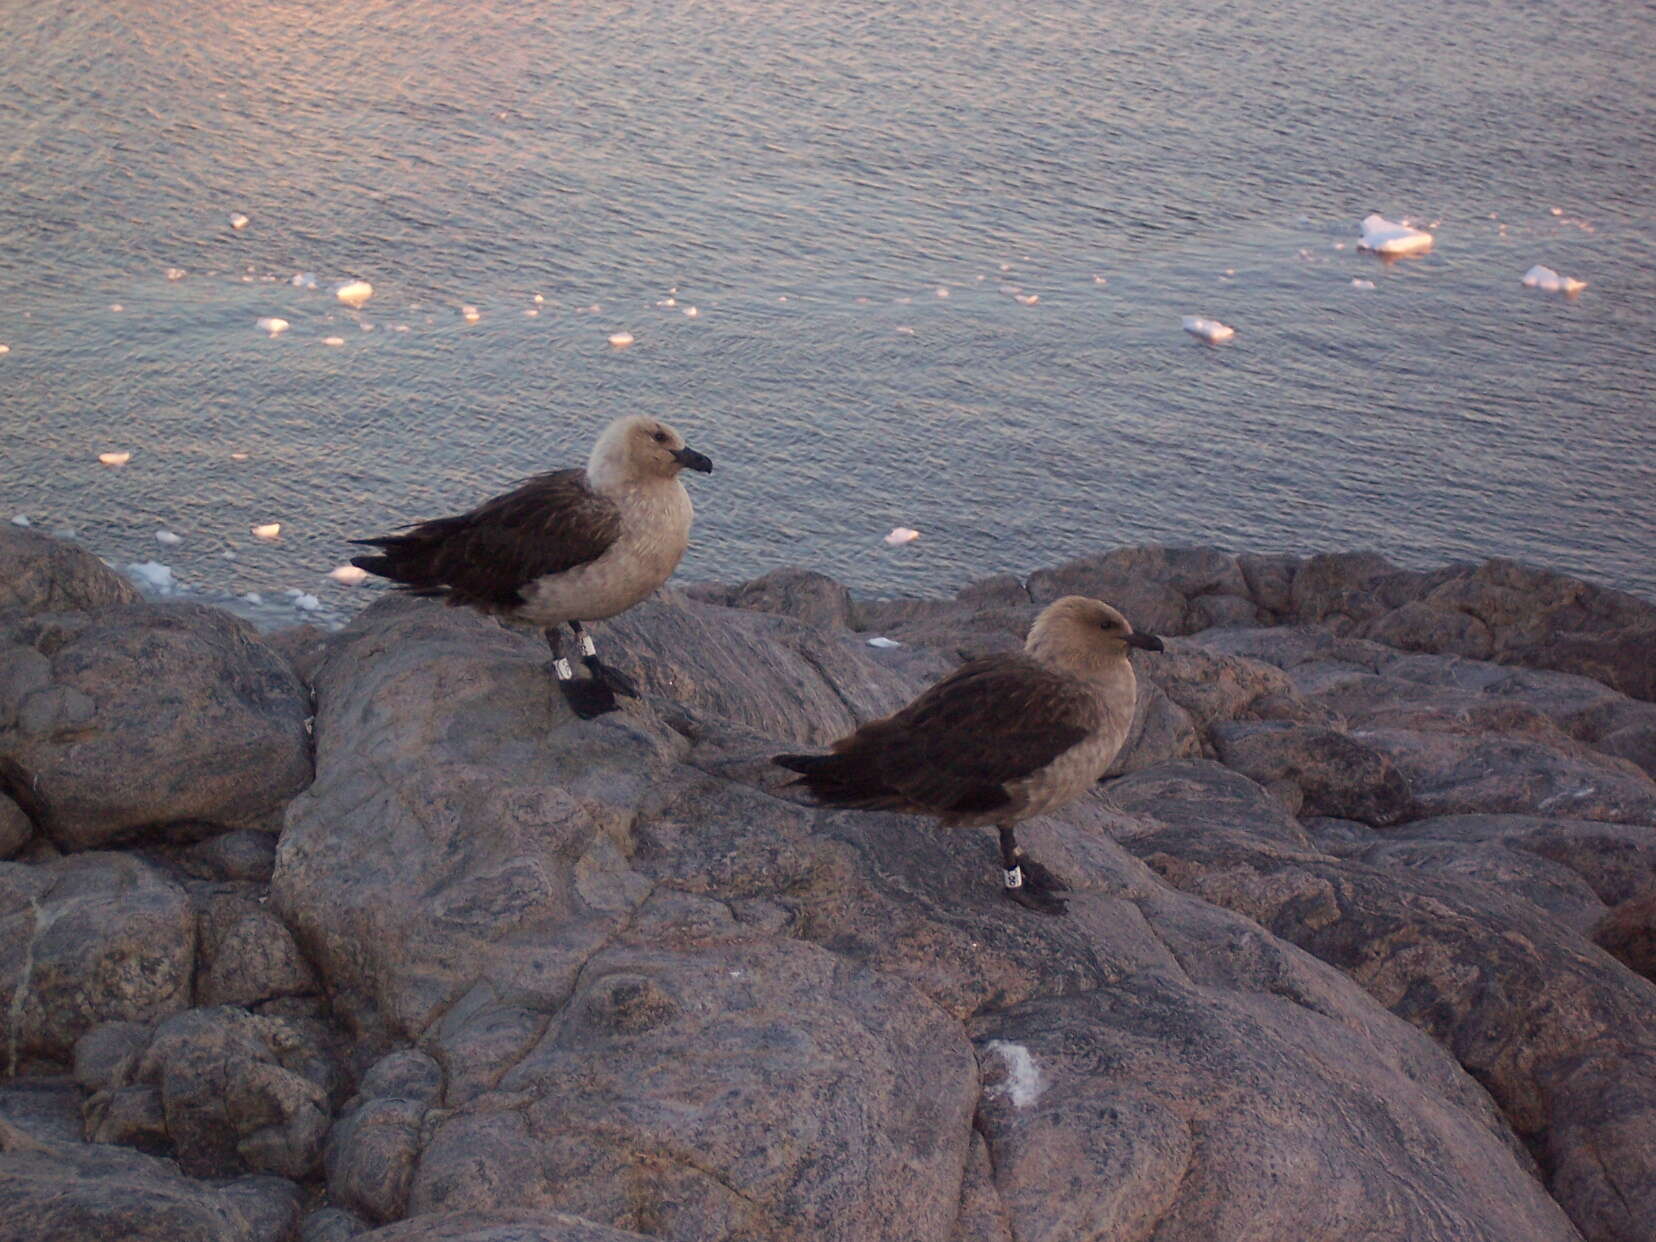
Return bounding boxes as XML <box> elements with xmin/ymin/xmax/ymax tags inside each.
<box><xmin>2</xmin><ymin>525</ymin><xmax>1655</xmax><ymax>1242</ymax></box>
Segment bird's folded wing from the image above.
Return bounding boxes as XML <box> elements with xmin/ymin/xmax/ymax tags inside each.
<box><xmin>866</xmin><ymin>657</ymin><xmax>1100</xmax><ymax>811</ymax></box>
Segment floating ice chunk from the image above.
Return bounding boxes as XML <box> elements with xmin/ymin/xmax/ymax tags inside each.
<box><xmin>229</xmin><ymin>212</ymin><xmax>250</xmax><ymax>230</ymax></box>
<box><xmin>866</xmin><ymin>636</ymin><xmax>902</xmax><ymax>649</ymax></box>
<box><xmin>322</xmin><ymin>336</ymin><xmax>345</xmax><ymax>346</ymax></box>
<box><xmin>1521</xmin><ymin>265</ymin><xmax>1587</xmax><ymax>295</ymax></box>
<box><xmin>1182</xmin><ymin>315</ymin><xmax>1236</xmax><ymax>343</ymax></box>
<box><xmin>656</xmin><ymin>297</ymin><xmax>677</xmax><ymax>308</ymax></box>
<box><xmin>256</xmin><ymin>317</ymin><xmax>290</xmax><ymax>336</ymax></box>
<box><xmin>155</xmin><ymin>530</ymin><xmax>182</xmax><ymax>546</ymax></box>
<box><xmin>884</xmin><ymin>527</ymin><xmax>920</xmax><ymax>546</ymax></box>
<box><xmin>523</xmin><ymin>308</ymin><xmax>539</xmax><ymax>318</ymax></box>
<box><xmin>1357</xmin><ymin>213</ymin><xmax>1433</xmax><ymax>256</ymax></box>
<box><xmin>1014</xmin><ymin>293</ymin><xmax>1039</xmax><ymax>305</ymax></box>
<box><xmin>165</xmin><ymin>267</ymin><xmax>186</xmax><ymax>281</ymax></box>
<box><xmin>1550</xmin><ymin>206</ymin><xmax>1563</xmax><ymax>216</ymax></box>
<box><xmin>608</xmin><ymin>331</ymin><xmax>635</xmax><ymax>348</ymax></box>
<box><xmin>0</xmin><ymin>344</ymin><xmax>9</xmax><ymax>355</ymax></box>
<box><xmin>894</xmin><ymin>325</ymin><xmax>916</xmax><ymax>335</ymax></box>
<box><xmin>334</xmin><ymin>279</ymin><xmax>374</xmax><ymax>308</ymax></box>
<box><xmin>291</xmin><ymin>272</ymin><xmax>319</xmax><ymax>289</ymax></box>
<box><xmin>110</xmin><ymin>304</ymin><xmax>124</xmax><ymax>312</ymax></box>
<box><xmin>1092</xmin><ymin>274</ymin><xmax>1108</xmax><ymax>285</ymax></box>
<box><xmin>230</xmin><ymin>452</ymin><xmax>249</xmax><ymax>461</ymax></box>
<box><xmin>1351</xmin><ymin>278</ymin><xmax>1376</xmax><ymax>290</ymax></box>
<box><xmin>10</xmin><ymin>514</ymin><xmax>30</xmax><ymax>527</ymax></box>
<box><xmin>128</xmin><ymin>561</ymin><xmax>175</xmax><ymax>592</ymax></box>
<box><xmin>252</xmin><ymin>522</ymin><xmax>281</xmax><ymax>539</ymax></box>
<box><xmin>392</xmin><ymin>323</ymin><xmax>410</xmax><ymax>332</ymax></box>
<box><xmin>460</xmin><ymin>304</ymin><xmax>481</xmax><ymax>323</ymax></box>
<box><xmin>682</xmin><ymin>306</ymin><xmax>699</xmax><ymax>318</ymax></box>
<box><xmin>328</xmin><ymin>564</ymin><xmax>369</xmax><ymax>585</ymax></box>
<box><xmin>222</xmin><ymin>550</ymin><xmax>237</xmax><ymax>559</ymax></box>
<box><xmin>293</xmin><ymin>593</ymin><xmax>321</xmax><ymax>611</ymax></box>
<box><xmin>985</xmin><ymin>1040</ymin><xmax>1046</xmax><ymax>1108</ymax></box>
<box><xmin>99</xmin><ymin>450</ymin><xmax>131</xmax><ymax>466</ymax></box>
<box><xmin>241</xmin><ymin>592</ymin><xmax>262</xmax><ymax>604</ymax></box>
<box><xmin>935</xmin><ymin>287</ymin><xmax>950</xmax><ymax>299</ymax></box>
<box><xmin>532</xmin><ymin>293</ymin><xmax>545</xmax><ymax>304</ymax></box>
<box><xmin>359</xmin><ymin>321</ymin><xmax>374</xmax><ymax>331</ymax></box>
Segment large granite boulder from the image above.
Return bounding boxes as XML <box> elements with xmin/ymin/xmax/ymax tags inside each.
<box><xmin>0</xmin><ymin>527</ymin><xmax>139</xmax><ymax>616</ymax></box>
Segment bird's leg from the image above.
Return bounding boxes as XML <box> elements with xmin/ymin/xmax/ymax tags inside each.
<box><xmin>998</xmin><ymin>824</ymin><xmax>1069</xmax><ymax>916</ymax></box>
<box><xmin>569</xmin><ymin>620</ymin><xmax>639</xmax><ymax>698</ymax></box>
<box><xmin>548</xmin><ymin>625</ymin><xmax>619</xmax><ymax>719</ymax></box>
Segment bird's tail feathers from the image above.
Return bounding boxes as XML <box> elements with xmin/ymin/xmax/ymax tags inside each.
<box><xmin>773</xmin><ymin>751</ymin><xmax>901</xmax><ymax>810</ymax></box>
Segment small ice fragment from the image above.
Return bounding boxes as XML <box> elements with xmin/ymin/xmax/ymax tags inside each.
<box><xmin>127</xmin><ymin>561</ymin><xmax>175</xmax><ymax>592</ymax></box>
<box><xmin>1092</xmin><ymin>274</ymin><xmax>1108</xmax><ymax>285</ymax></box>
<box><xmin>334</xmin><ymin>279</ymin><xmax>374</xmax><ymax>308</ymax></box>
<box><xmin>460</xmin><ymin>304</ymin><xmax>481</xmax><ymax>323</ymax></box>
<box><xmin>155</xmin><ymin>530</ymin><xmax>182</xmax><ymax>546</ymax></box>
<box><xmin>1357</xmin><ymin>213</ymin><xmax>1433</xmax><ymax>257</ymax></box>
<box><xmin>322</xmin><ymin>336</ymin><xmax>345</xmax><ymax>346</ymax></box>
<box><xmin>10</xmin><ymin>514</ymin><xmax>31</xmax><ymax>527</ymax></box>
<box><xmin>894</xmin><ymin>325</ymin><xmax>916</xmax><ymax>335</ymax></box>
<box><xmin>1550</xmin><ymin>206</ymin><xmax>1563</xmax><ymax>216</ymax></box>
<box><xmin>884</xmin><ymin>527</ymin><xmax>920</xmax><ymax>546</ymax></box>
<box><xmin>656</xmin><ymin>297</ymin><xmax>677</xmax><ymax>308</ymax></box>
<box><xmin>230</xmin><ymin>452</ymin><xmax>249</xmax><ymax>461</ymax></box>
<box><xmin>110</xmin><ymin>304</ymin><xmax>124</xmax><ymax>312</ymax></box>
<box><xmin>291</xmin><ymin>272</ymin><xmax>319</xmax><ymax>289</ymax></box>
<box><xmin>0</xmin><ymin>345</ymin><xmax>9</xmax><ymax>355</ymax></box>
<box><xmin>1351</xmin><ymin>278</ymin><xmax>1376</xmax><ymax>290</ymax></box>
<box><xmin>894</xmin><ymin>296</ymin><xmax>912</xmax><ymax>305</ymax></box>
<box><xmin>1332</xmin><ymin>242</ymin><xmax>1346</xmax><ymax>250</ymax></box>
<box><xmin>1521</xmin><ymin>265</ymin><xmax>1587</xmax><ymax>295</ymax></box>
<box><xmin>392</xmin><ymin>323</ymin><xmax>410</xmax><ymax>332</ymax></box>
<box><xmin>866</xmin><ymin>636</ymin><xmax>902</xmax><ymax>649</ymax></box>
<box><xmin>229</xmin><ymin>212</ymin><xmax>250</xmax><ymax>229</ymax></box>
<box><xmin>1182</xmin><ymin>315</ymin><xmax>1236</xmax><ymax>343</ymax></box>
<box><xmin>608</xmin><ymin>331</ymin><xmax>635</xmax><ymax>347</ymax></box>
<box><xmin>998</xmin><ymin>261</ymin><xmax>1013</xmax><ymax>272</ymax></box>
<box><xmin>1014</xmin><ymin>293</ymin><xmax>1039</xmax><ymax>305</ymax></box>
<box><xmin>358</xmin><ymin>321</ymin><xmax>374</xmax><ymax>332</ymax></box>
<box><xmin>329</xmin><ymin>564</ymin><xmax>369</xmax><ymax>586</ymax></box>
<box><xmin>256</xmin><ymin>317</ymin><xmax>289</xmax><ymax>336</ymax></box>
<box><xmin>252</xmin><ymin>522</ymin><xmax>281</xmax><ymax>539</ymax></box>
<box><xmin>523</xmin><ymin>308</ymin><xmax>539</xmax><ymax>317</ymax></box>
<box><xmin>532</xmin><ymin>293</ymin><xmax>545</xmax><ymax>304</ymax></box>
<box><xmin>99</xmin><ymin>450</ymin><xmax>131</xmax><ymax>465</ymax></box>
<box><xmin>241</xmin><ymin>592</ymin><xmax>262</xmax><ymax>604</ymax></box>
<box><xmin>682</xmin><ymin>306</ymin><xmax>699</xmax><ymax>318</ymax></box>
<box><xmin>935</xmin><ymin>287</ymin><xmax>950</xmax><ymax>298</ymax></box>
<box><xmin>222</xmin><ymin>550</ymin><xmax>237</xmax><ymax>559</ymax></box>
<box><xmin>293</xmin><ymin>593</ymin><xmax>321</xmax><ymax>611</ymax></box>
<box><xmin>165</xmin><ymin>267</ymin><xmax>186</xmax><ymax>281</ymax></box>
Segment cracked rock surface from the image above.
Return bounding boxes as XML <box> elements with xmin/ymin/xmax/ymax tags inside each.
<box><xmin>1</xmin><ymin>529</ymin><xmax>1654</xmax><ymax>1242</ymax></box>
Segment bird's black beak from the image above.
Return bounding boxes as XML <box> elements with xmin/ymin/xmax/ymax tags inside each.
<box><xmin>672</xmin><ymin>446</ymin><xmax>713</xmax><ymax>473</ymax></box>
<box><xmin>1124</xmin><ymin>630</ymin><xmax>1164</xmax><ymax>652</ymax></box>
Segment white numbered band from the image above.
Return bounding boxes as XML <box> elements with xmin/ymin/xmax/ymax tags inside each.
<box><xmin>553</xmin><ymin>658</ymin><xmax>574</xmax><ymax>680</ymax></box>
<box><xmin>578</xmin><ymin>634</ymin><xmax>597</xmax><ymax>657</ymax></box>
<box><xmin>1004</xmin><ymin>866</ymin><xmax>1024</xmax><ymax>889</ymax></box>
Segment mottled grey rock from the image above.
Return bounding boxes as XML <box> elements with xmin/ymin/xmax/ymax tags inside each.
<box><xmin>302</xmin><ymin>1207</ymin><xmax>373</xmax><ymax>1242</ymax></box>
<box><xmin>356</xmin><ymin>1209</ymin><xmax>650</xmax><ymax>1242</ymax></box>
<box><xmin>1028</xmin><ymin>545</ymin><xmax>1247</xmax><ymax>636</ymax></box>
<box><xmin>0</xmin><ymin>527</ymin><xmax>140</xmax><ymax>615</ymax></box>
<box><xmin>179</xmin><ymin>829</ymin><xmax>279</xmax><ymax>884</ymax></box>
<box><xmin>0</xmin><ymin>853</ymin><xmax>193</xmax><ymax>1070</ymax></box>
<box><xmin>194</xmin><ymin>886</ymin><xmax>319</xmax><ymax>1009</ymax></box>
<box><xmin>0</xmin><ymin>795</ymin><xmax>29</xmax><ymax>859</ymax></box>
<box><xmin>1212</xmin><ymin>721</ymin><xmax>1413</xmax><ymax>825</ymax></box>
<box><xmin>0</xmin><ymin>603</ymin><xmax>313</xmax><ymax>850</ymax></box>
<box><xmin>326</xmin><ymin>1050</ymin><xmax>444</xmax><ymax>1225</ymax></box>
<box><xmin>0</xmin><ymin>1077</ymin><xmax>83</xmax><ymax>1144</ymax></box>
<box><xmin>688</xmin><ymin>567</ymin><xmax>855</xmax><ymax>629</ymax></box>
<box><xmin>1595</xmin><ymin>887</ymin><xmax>1656</xmax><ymax>982</ymax></box>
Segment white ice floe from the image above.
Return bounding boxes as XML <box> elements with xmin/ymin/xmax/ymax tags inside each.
<box><xmin>0</xmin><ymin>345</ymin><xmax>9</xmax><ymax>355</ymax></box>
<box><xmin>256</xmin><ymin>317</ymin><xmax>290</xmax><ymax>337</ymax></box>
<box><xmin>328</xmin><ymin>564</ymin><xmax>369</xmax><ymax>585</ymax></box>
<box><xmin>1182</xmin><ymin>315</ymin><xmax>1236</xmax><ymax>343</ymax></box>
<box><xmin>229</xmin><ymin>212</ymin><xmax>250</xmax><ymax>230</ymax></box>
<box><xmin>608</xmin><ymin>331</ymin><xmax>635</xmax><ymax>348</ymax></box>
<box><xmin>241</xmin><ymin>592</ymin><xmax>262</xmax><ymax>605</ymax></box>
<box><xmin>165</xmin><ymin>267</ymin><xmax>186</xmax><ymax>281</ymax></box>
<box><xmin>10</xmin><ymin>514</ymin><xmax>30</xmax><ymax>527</ymax></box>
<box><xmin>1092</xmin><ymin>274</ymin><xmax>1108</xmax><ymax>285</ymax></box>
<box><xmin>523</xmin><ymin>308</ymin><xmax>539</xmax><ymax>318</ymax></box>
<box><xmin>985</xmin><ymin>1040</ymin><xmax>1046</xmax><ymax>1108</ymax></box>
<box><xmin>99</xmin><ymin>450</ymin><xmax>131</xmax><ymax>466</ymax></box>
<box><xmin>866</xmin><ymin>636</ymin><xmax>902</xmax><ymax>649</ymax></box>
<box><xmin>935</xmin><ymin>287</ymin><xmax>950</xmax><ymax>299</ymax></box>
<box><xmin>291</xmin><ymin>272</ymin><xmax>319</xmax><ymax>289</ymax></box>
<box><xmin>230</xmin><ymin>452</ymin><xmax>249</xmax><ymax>461</ymax></box>
<box><xmin>322</xmin><ymin>336</ymin><xmax>345</xmax><ymax>346</ymax></box>
<box><xmin>682</xmin><ymin>306</ymin><xmax>699</xmax><ymax>318</ymax></box>
<box><xmin>1014</xmin><ymin>293</ymin><xmax>1039</xmax><ymax>306</ymax></box>
<box><xmin>1357</xmin><ymin>213</ymin><xmax>1433</xmax><ymax>257</ymax></box>
<box><xmin>884</xmin><ymin>527</ymin><xmax>920</xmax><ymax>546</ymax></box>
<box><xmin>293</xmin><ymin>593</ymin><xmax>321</xmax><ymax>611</ymax></box>
<box><xmin>656</xmin><ymin>297</ymin><xmax>677</xmax><ymax>308</ymax></box>
<box><xmin>334</xmin><ymin>279</ymin><xmax>374</xmax><ymax>309</ymax></box>
<box><xmin>461</xmin><ymin>304</ymin><xmax>481</xmax><ymax>323</ymax></box>
<box><xmin>532</xmin><ymin>293</ymin><xmax>545</xmax><ymax>304</ymax></box>
<box><xmin>894</xmin><ymin>325</ymin><xmax>916</xmax><ymax>335</ymax></box>
<box><xmin>251</xmin><ymin>523</ymin><xmax>282</xmax><ymax>540</ymax></box>
<box><xmin>127</xmin><ymin>561</ymin><xmax>176</xmax><ymax>593</ymax></box>
<box><xmin>1351</xmin><ymin>278</ymin><xmax>1376</xmax><ymax>290</ymax></box>
<box><xmin>155</xmin><ymin>530</ymin><xmax>182</xmax><ymax>546</ymax></box>
<box><xmin>110</xmin><ymin>304</ymin><xmax>124</xmax><ymax>312</ymax></box>
<box><xmin>1521</xmin><ymin>265</ymin><xmax>1587</xmax><ymax>295</ymax></box>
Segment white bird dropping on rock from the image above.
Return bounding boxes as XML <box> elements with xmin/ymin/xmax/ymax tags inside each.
<box><xmin>10</xmin><ymin>514</ymin><xmax>31</xmax><ymax>527</ymax></box>
<box><xmin>867</xmin><ymin>636</ymin><xmax>902</xmax><ymax>649</ymax></box>
<box><xmin>155</xmin><ymin>530</ymin><xmax>182</xmax><ymax>546</ymax></box>
<box><xmin>1357</xmin><ymin>213</ymin><xmax>1434</xmax><ymax>257</ymax></box>
<box><xmin>884</xmin><ymin>527</ymin><xmax>920</xmax><ymax>546</ymax></box>
<box><xmin>329</xmin><ymin>564</ymin><xmax>369</xmax><ymax>585</ymax></box>
<box><xmin>608</xmin><ymin>331</ymin><xmax>635</xmax><ymax>348</ymax></box>
<box><xmin>256</xmin><ymin>317</ymin><xmax>289</xmax><ymax>336</ymax></box>
<box><xmin>1522</xmin><ymin>265</ymin><xmax>1587</xmax><ymax>295</ymax></box>
<box><xmin>99</xmin><ymin>450</ymin><xmax>131</xmax><ymax>466</ymax></box>
<box><xmin>334</xmin><ymin>279</ymin><xmax>374</xmax><ymax>308</ymax></box>
<box><xmin>1182</xmin><ymin>316</ymin><xmax>1236</xmax><ymax>343</ymax></box>
<box><xmin>229</xmin><ymin>212</ymin><xmax>250</xmax><ymax>230</ymax></box>
<box><xmin>252</xmin><ymin>522</ymin><xmax>281</xmax><ymax>539</ymax></box>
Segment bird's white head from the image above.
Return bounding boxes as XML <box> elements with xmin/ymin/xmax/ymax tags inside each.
<box><xmin>587</xmin><ymin>415</ymin><xmax>713</xmax><ymax>492</ymax></box>
<box><xmin>1025</xmin><ymin>596</ymin><xmax>1164</xmax><ymax>677</ymax></box>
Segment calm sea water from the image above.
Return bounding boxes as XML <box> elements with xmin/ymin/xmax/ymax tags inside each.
<box><xmin>1</xmin><ymin>0</ymin><xmax>1652</xmax><ymax>628</ymax></box>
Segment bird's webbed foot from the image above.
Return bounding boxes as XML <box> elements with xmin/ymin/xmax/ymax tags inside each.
<box><xmin>588</xmin><ymin>659</ymin><xmax>640</xmax><ymax>699</ymax></box>
<box><xmin>1000</xmin><ymin>855</ymin><xmax>1071</xmax><ymax>916</ymax></box>
<box><xmin>560</xmin><ymin>675</ymin><xmax>622</xmax><ymax>719</ymax></box>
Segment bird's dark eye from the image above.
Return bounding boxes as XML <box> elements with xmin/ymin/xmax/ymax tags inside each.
<box><xmin>652</xmin><ymin>431</ymin><xmax>668</xmax><ymax>443</ymax></box>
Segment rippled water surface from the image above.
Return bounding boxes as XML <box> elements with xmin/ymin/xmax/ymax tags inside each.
<box><xmin>2</xmin><ymin>0</ymin><xmax>1652</xmax><ymax>625</ymax></box>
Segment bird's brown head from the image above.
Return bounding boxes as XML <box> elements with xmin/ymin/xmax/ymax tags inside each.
<box><xmin>1025</xmin><ymin>596</ymin><xmax>1163</xmax><ymax>675</ymax></box>
<box><xmin>589</xmin><ymin>415</ymin><xmax>713</xmax><ymax>489</ymax></box>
